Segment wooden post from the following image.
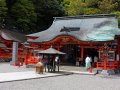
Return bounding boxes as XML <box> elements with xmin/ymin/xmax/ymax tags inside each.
<box><xmin>117</xmin><ymin>38</ymin><xmax>120</xmax><ymax>66</ymax></box>
<box><xmin>104</xmin><ymin>56</ymin><xmax>107</xmax><ymax>70</ymax></box>
<box><xmin>103</xmin><ymin>43</ymin><xmax>109</xmax><ymax>70</ymax></box>
<box><xmin>79</xmin><ymin>47</ymin><xmax>84</xmax><ymax>65</ymax></box>
<box><xmin>0</xmin><ymin>49</ymin><xmax>1</xmax><ymax>57</ymax></box>
<box><xmin>53</xmin><ymin>56</ymin><xmax>55</xmax><ymax>72</ymax></box>
<box><xmin>81</xmin><ymin>47</ymin><xmax>84</xmax><ymax>61</ymax></box>
<box><xmin>57</xmin><ymin>45</ymin><xmax>61</xmax><ymax>72</ymax></box>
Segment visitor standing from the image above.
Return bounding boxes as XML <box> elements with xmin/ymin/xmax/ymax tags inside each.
<box><xmin>85</xmin><ymin>55</ymin><xmax>91</xmax><ymax>70</ymax></box>
<box><xmin>94</xmin><ymin>56</ymin><xmax>98</xmax><ymax>67</ymax></box>
<box><xmin>55</xmin><ymin>56</ymin><xmax>59</xmax><ymax>65</ymax></box>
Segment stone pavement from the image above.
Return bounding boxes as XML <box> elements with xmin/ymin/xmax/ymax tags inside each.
<box><xmin>1</xmin><ymin>63</ymin><xmax>120</xmax><ymax>90</ymax></box>
<box><xmin>59</xmin><ymin>65</ymin><xmax>97</xmax><ymax>74</ymax></box>
<box><xmin>0</xmin><ymin>63</ymin><xmax>96</xmax><ymax>83</ymax></box>
<box><xmin>0</xmin><ymin>71</ymin><xmax>73</xmax><ymax>83</ymax></box>
<box><xmin>0</xmin><ymin>68</ymin><xmax>95</xmax><ymax>83</ymax></box>
<box><xmin>0</xmin><ymin>63</ymin><xmax>34</xmax><ymax>73</ymax></box>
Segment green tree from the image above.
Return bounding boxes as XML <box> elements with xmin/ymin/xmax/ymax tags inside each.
<box><xmin>84</xmin><ymin>8</ymin><xmax>100</xmax><ymax>15</ymax></box>
<box><xmin>35</xmin><ymin>0</ymin><xmax>65</xmax><ymax>31</ymax></box>
<box><xmin>85</xmin><ymin>0</ymin><xmax>99</xmax><ymax>8</ymax></box>
<box><xmin>64</xmin><ymin>0</ymin><xmax>87</xmax><ymax>16</ymax></box>
<box><xmin>98</xmin><ymin>0</ymin><xmax>118</xmax><ymax>13</ymax></box>
<box><xmin>10</xmin><ymin>0</ymin><xmax>37</xmax><ymax>33</ymax></box>
<box><xmin>0</xmin><ymin>0</ymin><xmax>7</xmax><ymax>23</ymax></box>
<box><xmin>6</xmin><ymin>0</ymin><xmax>16</xmax><ymax>14</ymax></box>
<box><xmin>116</xmin><ymin>0</ymin><xmax>120</xmax><ymax>11</ymax></box>
<box><xmin>57</xmin><ymin>0</ymin><xmax>64</xmax><ymax>4</ymax></box>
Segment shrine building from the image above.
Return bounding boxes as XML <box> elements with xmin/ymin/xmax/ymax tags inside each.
<box><xmin>27</xmin><ymin>14</ymin><xmax>120</xmax><ymax>72</ymax></box>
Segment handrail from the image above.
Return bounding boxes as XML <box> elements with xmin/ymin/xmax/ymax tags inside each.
<box><xmin>97</xmin><ymin>61</ymin><xmax>119</xmax><ymax>70</ymax></box>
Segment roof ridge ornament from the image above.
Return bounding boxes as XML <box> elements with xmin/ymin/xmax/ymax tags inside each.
<box><xmin>60</xmin><ymin>26</ymin><xmax>80</xmax><ymax>35</ymax></box>
<box><xmin>54</xmin><ymin>14</ymin><xmax>116</xmax><ymax>21</ymax></box>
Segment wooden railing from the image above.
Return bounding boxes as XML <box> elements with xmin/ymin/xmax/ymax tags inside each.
<box><xmin>97</xmin><ymin>61</ymin><xmax>119</xmax><ymax>70</ymax></box>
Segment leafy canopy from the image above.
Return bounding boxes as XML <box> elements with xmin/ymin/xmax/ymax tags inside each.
<box><xmin>0</xmin><ymin>0</ymin><xmax>7</xmax><ymax>22</ymax></box>
<box><xmin>10</xmin><ymin>0</ymin><xmax>37</xmax><ymax>33</ymax></box>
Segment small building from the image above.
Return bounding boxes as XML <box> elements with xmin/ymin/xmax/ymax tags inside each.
<box><xmin>0</xmin><ymin>29</ymin><xmax>27</xmax><ymax>64</ymax></box>
<box><xmin>27</xmin><ymin>14</ymin><xmax>120</xmax><ymax>72</ymax></box>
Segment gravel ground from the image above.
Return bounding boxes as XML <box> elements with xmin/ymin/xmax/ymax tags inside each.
<box><xmin>0</xmin><ymin>74</ymin><xmax>120</xmax><ymax>90</ymax></box>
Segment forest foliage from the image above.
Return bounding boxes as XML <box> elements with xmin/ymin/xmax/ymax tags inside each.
<box><xmin>0</xmin><ymin>0</ymin><xmax>120</xmax><ymax>34</ymax></box>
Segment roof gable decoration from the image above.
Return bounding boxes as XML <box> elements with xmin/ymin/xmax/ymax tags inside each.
<box><xmin>60</xmin><ymin>27</ymin><xmax>80</xmax><ymax>32</ymax></box>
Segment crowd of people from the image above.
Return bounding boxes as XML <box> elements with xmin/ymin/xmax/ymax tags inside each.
<box><xmin>36</xmin><ymin>54</ymin><xmax>98</xmax><ymax>72</ymax></box>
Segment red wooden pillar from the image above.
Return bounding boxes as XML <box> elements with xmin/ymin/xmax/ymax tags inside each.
<box><xmin>98</xmin><ymin>49</ymin><xmax>101</xmax><ymax>60</ymax></box>
<box><xmin>103</xmin><ymin>56</ymin><xmax>107</xmax><ymax>70</ymax></box>
<box><xmin>117</xmin><ymin>38</ymin><xmax>120</xmax><ymax>66</ymax></box>
<box><xmin>0</xmin><ymin>49</ymin><xmax>1</xmax><ymax>56</ymax></box>
<box><xmin>103</xmin><ymin>43</ymin><xmax>109</xmax><ymax>70</ymax></box>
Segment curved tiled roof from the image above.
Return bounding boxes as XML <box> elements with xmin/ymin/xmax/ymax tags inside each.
<box><xmin>0</xmin><ymin>29</ymin><xmax>27</xmax><ymax>42</ymax></box>
<box><xmin>27</xmin><ymin>14</ymin><xmax>120</xmax><ymax>42</ymax></box>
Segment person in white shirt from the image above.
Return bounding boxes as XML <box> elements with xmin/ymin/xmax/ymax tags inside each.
<box><xmin>85</xmin><ymin>55</ymin><xmax>91</xmax><ymax>70</ymax></box>
<box><xmin>55</xmin><ymin>56</ymin><xmax>59</xmax><ymax>65</ymax></box>
<box><xmin>55</xmin><ymin>56</ymin><xmax>59</xmax><ymax>62</ymax></box>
